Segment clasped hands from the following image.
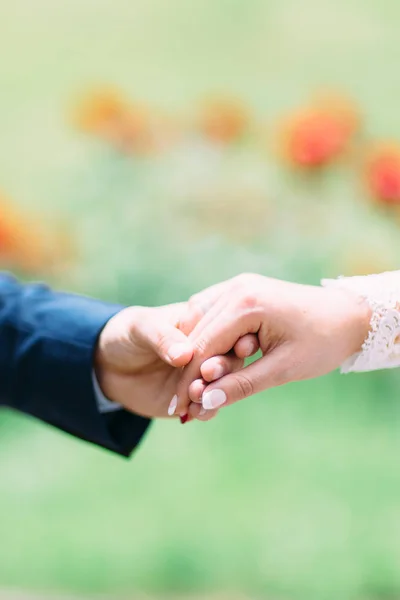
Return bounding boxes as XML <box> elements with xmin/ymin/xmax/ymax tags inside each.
<box><xmin>95</xmin><ymin>274</ymin><xmax>371</xmax><ymax>422</ymax></box>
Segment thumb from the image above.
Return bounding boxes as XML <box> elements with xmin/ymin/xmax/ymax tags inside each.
<box><xmin>136</xmin><ymin>314</ymin><xmax>194</xmax><ymax>368</ymax></box>
<box><xmin>200</xmin><ymin>345</ymin><xmax>291</xmax><ymax>410</ymax></box>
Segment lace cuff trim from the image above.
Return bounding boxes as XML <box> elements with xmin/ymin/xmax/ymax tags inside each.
<box><xmin>321</xmin><ymin>271</ymin><xmax>400</xmax><ymax>373</ymax></box>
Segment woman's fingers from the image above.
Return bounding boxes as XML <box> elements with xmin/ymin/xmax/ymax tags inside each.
<box><xmin>201</xmin><ymin>345</ymin><xmax>292</xmax><ymax>410</ymax></box>
<box><xmin>184</xmin><ymin>351</ymin><xmax>246</xmax><ymax>422</ymax></box>
<box><xmin>178</xmin><ymin>280</ymin><xmax>232</xmax><ymax>336</ymax></box>
<box><xmin>174</xmin><ymin>307</ymin><xmax>261</xmax><ymax>416</ymax></box>
<box><xmin>187</xmin><ymin>350</ymin><xmax>243</xmax><ymax>408</ymax></box>
<box><xmin>185</xmin><ymin>380</ymin><xmax>218</xmax><ymax>422</ymax></box>
<box><xmin>187</xmin><ymin>379</ymin><xmax>218</xmax><ymax>422</ymax></box>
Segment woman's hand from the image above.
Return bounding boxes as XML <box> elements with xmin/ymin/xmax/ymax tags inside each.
<box><xmin>173</xmin><ymin>274</ymin><xmax>372</xmax><ymax>417</ymax></box>
<box><xmin>94</xmin><ymin>301</ymin><xmax>258</xmax><ymax>421</ymax></box>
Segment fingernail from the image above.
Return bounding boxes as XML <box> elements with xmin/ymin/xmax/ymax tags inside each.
<box><xmin>180</xmin><ymin>414</ymin><xmax>188</xmax><ymax>424</ymax></box>
<box><xmin>199</xmin><ymin>407</ymin><xmax>207</xmax><ymax>416</ymax></box>
<box><xmin>168</xmin><ymin>343</ymin><xmax>190</xmax><ymax>361</ymax></box>
<box><xmin>212</xmin><ymin>364</ymin><xmax>225</xmax><ymax>379</ymax></box>
<box><xmin>168</xmin><ymin>395</ymin><xmax>178</xmax><ymax>416</ymax></box>
<box><xmin>202</xmin><ymin>389</ymin><xmax>226</xmax><ymax>410</ymax></box>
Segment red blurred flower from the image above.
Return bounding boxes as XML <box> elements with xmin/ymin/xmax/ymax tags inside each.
<box><xmin>198</xmin><ymin>97</ymin><xmax>249</xmax><ymax>144</ymax></box>
<box><xmin>279</xmin><ymin>95</ymin><xmax>359</xmax><ymax>168</ymax></box>
<box><xmin>365</xmin><ymin>144</ymin><xmax>400</xmax><ymax>206</ymax></box>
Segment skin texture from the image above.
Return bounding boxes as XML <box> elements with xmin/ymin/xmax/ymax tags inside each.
<box><xmin>173</xmin><ymin>274</ymin><xmax>372</xmax><ymax>416</ymax></box>
<box><xmin>94</xmin><ymin>300</ymin><xmax>259</xmax><ymax>421</ymax></box>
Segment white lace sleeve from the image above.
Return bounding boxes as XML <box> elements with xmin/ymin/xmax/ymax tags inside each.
<box><xmin>321</xmin><ymin>271</ymin><xmax>400</xmax><ymax>373</ymax></box>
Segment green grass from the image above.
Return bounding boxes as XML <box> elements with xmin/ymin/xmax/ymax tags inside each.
<box><xmin>2</xmin><ymin>373</ymin><xmax>400</xmax><ymax>600</ymax></box>
<box><xmin>2</xmin><ymin>1</ymin><xmax>400</xmax><ymax>599</ymax></box>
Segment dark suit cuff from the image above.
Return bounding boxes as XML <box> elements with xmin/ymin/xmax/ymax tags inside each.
<box><xmin>11</xmin><ymin>298</ymin><xmax>151</xmax><ymax>457</ymax></box>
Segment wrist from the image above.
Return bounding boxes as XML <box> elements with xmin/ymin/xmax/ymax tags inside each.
<box><xmin>92</xmin><ymin>369</ymin><xmax>122</xmax><ymax>412</ymax></box>
<box><xmin>93</xmin><ymin>315</ymin><xmax>119</xmax><ymax>404</ymax></box>
<box><xmin>93</xmin><ymin>306</ymin><xmax>138</xmax><ymax>374</ymax></box>
<box><xmin>94</xmin><ymin>328</ymin><xmax>107</xmax><ymax>383</ymax></box>
<box><xmin>92</xmin><ymin>306</ymin><xmax>145</xmax><ymax>408</ymax></box>
<box><xmin>349</xmin><ymin>294</ymin><xmax>372</xmax><ymax>355</ymax></box>
<box><xmin>93</xmin><ymin>346</ymin><xmax>114</xmax><ymax>405</ymax></box>
<box><xmin>333</xmin><ymin>288</ymin><xmax>372</xmax><ymax>358</ymax></box>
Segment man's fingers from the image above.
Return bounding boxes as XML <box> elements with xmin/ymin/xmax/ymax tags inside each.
<box><xmin>200</xmin><ymin>353</ymin><xmax>244</xmax><ymax>383</ymax></box>
<box><xmin>189</xmin><ymin>352</ymin><xmax>245</xmax><ymax>404</ymax></box>
<box><xmin>188</xmin><ymin>379</ymin><xmax>207</xmax><ymax>403</ymax></box>
<box><xmin>201</xmin><ymin>345</ymin><xmax>292</xmax><ymax>410</ymax></box>
<box><xmin>175</xmin><ymin>306</ymin><xmax>261</xmax><ymax>415</ymax></box>
<box><xmin>136</xmin><ymin>313</ymin><xmax>194</xmax><ymax>368</ymax></box>
<box><xmin>187</xmin><ymin>350</ymin><xmax>247</xmax><ymax>426</ymax></box>
<box><xmin>233</xmin><ymin>334</ymin><xmax>260</xmax><ymax>359</ymax></box>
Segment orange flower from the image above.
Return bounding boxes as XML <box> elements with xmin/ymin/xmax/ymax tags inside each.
<box><xmin>279</xmin><ymin>95</ymin><xmax>359</xmax><ymax>168</ymax></box>
<box><xmin>0</xmin><ymin>196</ymin><xmax>68</xmax><ymax>273</ymax></box>
<box><xmin>73</xmin><ymin>88</ymin><xmax>129</xmax><ymax>134</ymax></box>
<box><xmin>365</xmin><ymin>144</ymin><xmax>400</xmax><ymax>206</ymax></box>
<box><xmin>198</xmin><ymin>97</ymin><xmax>249</xmax><ymax>144</ymax></box>
<box><xmin>73</xmin><ymin>88</ymin><xmax>159</xmax><ymax>154</ymax></box>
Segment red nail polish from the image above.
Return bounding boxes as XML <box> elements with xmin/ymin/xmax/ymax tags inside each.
<box><xmin>180</xmin><ymin>414</ymin><xmax>189</xmax><ymax>424</ymax></box>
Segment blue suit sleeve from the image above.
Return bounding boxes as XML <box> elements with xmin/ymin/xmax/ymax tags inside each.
<box><xmin>0</xmin><ymin>274</ymin><xmax>151</xmax><ymax>457</ymax></box>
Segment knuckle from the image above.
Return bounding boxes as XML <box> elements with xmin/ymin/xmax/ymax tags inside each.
<box><xmin>194</xmin><ymin>336</ymin><xmax>209</xmax><ymax>358</ymax></box>
<box><xmin>231</xmin><ymin>275</ymin><xmax>262</xmax><ymax>312</ymax></box>
<box><xmin>234</xmin><ymin>372</ymin><xmax>254</xmax><ymax>399</ymax></box>
<box><xmin>237</xmin><ymin>292</ymin><xmax>259</xmax><ymax>311</ymax></box>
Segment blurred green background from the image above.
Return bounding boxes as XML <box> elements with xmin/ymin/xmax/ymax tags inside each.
<box><xmin>2</xmin><ymin>1</ymin><xmax>400</xmax><ymax>599</ymax></box>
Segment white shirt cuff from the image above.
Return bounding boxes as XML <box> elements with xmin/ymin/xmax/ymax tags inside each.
<box><xmin>92</xmin><ymin>370</ymin><xmax>122</xmax><ymax>413</ymax></box>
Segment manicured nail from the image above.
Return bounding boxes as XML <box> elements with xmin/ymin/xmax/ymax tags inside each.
<box><xmin>212</xmin><ymin>364</ymin><xmax>225</xmax><ymax>379</ymax></box>
<box><xmin>180</xmin><ymin>414</ymin><xmax>188</xmax><ymax>424</ymax></box>
<box><xmin>168</xmin><ymin>395</ymin><xmax>178</xmax><ymax>416</ymax></box>
<box><xmin>202</xmin><ymin>389</ymin><xmax>226</xmax><ymax>410</ymax></box>
<box><xmin>168</xmin><ymin>343</ymin><xmax>190</xmax><ymax>362</ymax></box>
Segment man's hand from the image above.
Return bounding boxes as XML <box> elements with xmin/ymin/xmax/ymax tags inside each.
<box><xmin>174</xmin><ymin>274</ymin><xmax>372</xmax><ymax>417</ymax></box>
<box><xmin>94</xmin><ymin>302</ymin><xmax>257</xmax><ymax>420</ymax></box>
